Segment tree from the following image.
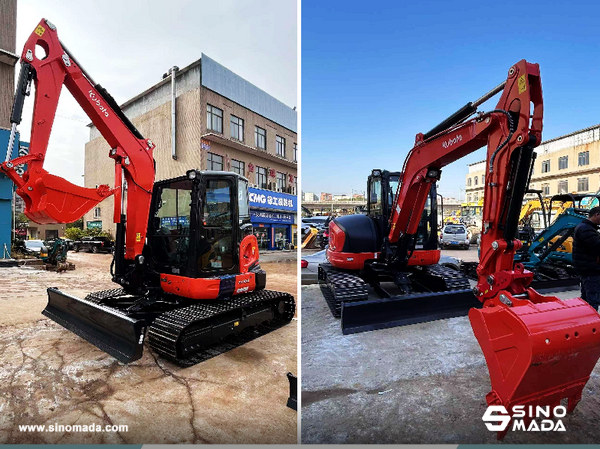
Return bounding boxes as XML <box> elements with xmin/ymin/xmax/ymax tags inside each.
<box><xmin>67</xmin><ymin>218</ymin><xmax>83</xmax><ymax>229</ymax></box>
<box><xmin>64</xmin><ymin>227</ymin><xmax>83</xmax><ymax>241</ymax></box>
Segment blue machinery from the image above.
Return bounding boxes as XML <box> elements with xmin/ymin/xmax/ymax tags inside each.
<box><xmin>515</xmin><ymin>193</ymin><xmax>600</xmax><ymax>289</ymax></box>
<box><xmin>0</xmin><ymin>130</ymin><xmax>19</xmax><ymax>259</ymax></box>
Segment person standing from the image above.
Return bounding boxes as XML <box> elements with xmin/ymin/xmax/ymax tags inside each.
<box><xmin>572</xmin><ymin>206</ymin><xmax>600</xmax><ymax>310</ymax></box>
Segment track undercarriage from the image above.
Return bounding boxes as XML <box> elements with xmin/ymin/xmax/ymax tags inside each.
<box><xmin>318</xmin><ymin>262</ymin><xmax>480</xmax><ymax>334</ymax></box>
<box><xmin>44</xmin><ymin>286</ymin><xmax>295</xmax><ymax>364</ymax></box>
<box><xmin>461</xmin><ymin>260</ymin><xmax>579</xmax><ymax>291</ymax></box>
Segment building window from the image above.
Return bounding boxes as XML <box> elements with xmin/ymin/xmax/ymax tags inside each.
<box><xmin>467</xmin><ymin>178</ymin><xmax>472</xmax><ymax>186</ymax></box>
<box><xmin>558</xmin><ymin>180</ymin><xmax>568</xmax><ymax>194</ymax></box>
<box><xmin>474</xmin><ymin>176</ymin><xmax>478</xmax><ymax>186</ymax></box>
<box><xmin>467</xmin><ymin>194</ymin><xmax>471</xmax><ymax>203</ymax></box>
<box><xmin>206</xmin><ymin>104</ymin><xmax>223</xmax><ymax>133</ymax></box>
<box><xmin>256</xmin><ymin>166</ymin><xmax>267</xmax><ymax>189</ymax></box>
<box><xmin>542</xmin><ymin>183</ymin><xmax>550</xmax><ymax>196</ymax></box>
<box><xmin>542</xmin><ymin>160</ymin><xmax>550</xmax><ymax>173</ymax></box>
<box><xmin>230</xmin><ymin>115</ymin><xmax>244</xmax><ymax>141</ymax></box>
<box><xmin>579</xmin><ymin>151</ymin><xmax>590</xmax><ymax>166</ymax></box>
<box><xmin>578</xmin><ymin>177</ymin><xmax>589</xmax><ymax>192</ymax></box>
<box><xmin>255</xmin><ymin>126</ymin><xmax>266</xmax><ymax>150</ymax></box>
<box><xmin>276</xmin><ymin>172</ymin><xmax>286</xmax><ymax>191</ymax></box>
<box><xmin>474</xmin><ymin>193</ymin><xmax>478</xmax><ymax>202</ymax></box>
<box><xmin>93</xmin><ymin>207</ymin><xmax>101</xmax><ymax>219</ymax></box>
<box><xmin>294</xmin><ymin>143</ymin><xmax>298</xmax><ymax>162</ymax></box>
<box><xmin>292</xmin><ymin>176</ymin><xmax>297</xmax><ymax>195</ymax></box>
<box><xmin>207</xmin><ymin>152</ymin><xmax>223</xmax><ymax>171</ymax></box>
<box><xmin>231</xmin><ymin>159</ymin><xmax>245</xmax><ymax>176</ymax></box>
<box><xmin>481</xmin><ymin>174</ymin><xmax>485</xmax><ymax>185</ymax></box>
<box><xmin>276</xmin><ymin>135</ymin><xmax>286</xmax><ymax>157</ymax></box>
<box><xmin>558</xmin><ymin>156</ymin><xmax>568</xmax><ymax>170</ymax></box>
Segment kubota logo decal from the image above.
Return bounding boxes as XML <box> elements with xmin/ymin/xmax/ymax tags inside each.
<box><xmin>442</xmin><ymin>134</ymin><xmax>463</xmax><ymax>149</ymax></box>
<box><xmin>482</xmin><ymin>405</ymin><xmax>567</xmax><ymax>433</ymax></box>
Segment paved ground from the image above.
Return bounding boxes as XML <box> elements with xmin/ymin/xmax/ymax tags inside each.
<box><xmin>440</xmin><ymin>246</ymin><xmax>479</xmax><ymax>263</ymax></box>
<box><xmin>0</xmin><ymin>252</ymin><xmax>297</xmax><ymax>444</ymax></box>
<box><xmin>301</xmin><ymin>284</ymin><xmax>600</xmax><ymax>444</ymax></box>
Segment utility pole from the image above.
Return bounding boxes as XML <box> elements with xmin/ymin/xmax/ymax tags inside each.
<box><xmin>0</xmin><ymin>0</ymin><xmax>18</xmax><ymax>259</ymax></box>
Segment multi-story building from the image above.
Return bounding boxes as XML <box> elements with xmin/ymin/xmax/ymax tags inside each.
<box><xmin>303</xmin><ymin>192</ymin><xmax>318</xmax><ymax>202</ymax></box>
<box><xmin>83</xmin><ymin>54</ymin><xmax>297</xmax><ymax>250</ymax></box>
<box><xmin>333</xmin><ymin>194</ymin><xmax>350</xmax><ymax>201</ymax></box>
<box><xmin>464</xmin><ymin>160</ymin><xmax>485</xmax><ymax>205</ymax></box>
<box><xmin>465</xmin><ymin>124</ymin><xmax>600</xmax><ymax>205</ymax></box>
<box><xmin>528</xmin><ymin>124</ymin><xmax>600</xmax><ymax>198</ymax></box>
<box><xmin>320</xmin><ymin>192</ymin><xmax>332</xmax><ymax>201</ymax></box>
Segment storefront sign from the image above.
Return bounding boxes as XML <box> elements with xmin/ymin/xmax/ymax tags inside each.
<box><xmin>249</xmin><ymin>187</ymin><xmax>296</xmax><ymax>212</ymax></box>
<box><xmin>87</xmin><ymin>221</ymin><xmax>102</xmax><ymax>229</ymax></box>
<box><xmin>251</xmin><ymin>210</ymin><xmax>293</xmax><ymax>224</ymax></box>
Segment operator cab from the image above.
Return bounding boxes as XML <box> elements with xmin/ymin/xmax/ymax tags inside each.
<box><xmin>367</xmin><ymin>169</ymin><xmax>437</xmax><ymax>251</ymax></box>
<box><xmin>147</xmin><ymin>170</ymin><xmax>254</xmax><ymax>279</ymax></box>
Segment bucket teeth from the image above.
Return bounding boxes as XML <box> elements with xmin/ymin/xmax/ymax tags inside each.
<box><xmin>470</xmin><ymin>291</ymin><xmax>600</xmax><ymax>439</ymax></box>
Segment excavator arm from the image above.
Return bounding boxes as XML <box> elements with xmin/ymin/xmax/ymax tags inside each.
<box><xmin>385</xmin><ymin>60</ymin><xmax>600</xmax><ymax>437</ymax></box>
<box><xmin>1</xmin><ymin>19</ymin><xmax>155</xmax><ymax>261</ymax></box>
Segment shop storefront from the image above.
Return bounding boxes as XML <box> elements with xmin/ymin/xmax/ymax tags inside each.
<box><xmin>249</xmin><ymin>187</ymin><xmax>297</xmax><ymax>250</ymax></box>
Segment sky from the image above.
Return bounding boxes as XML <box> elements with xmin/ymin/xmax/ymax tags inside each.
<box><xmin>301</xmin><ymin>0</ymin><xmax>600</xmax><ymax>200</ymax></box>
<box><xmin>13</xmin><ymin>0</ymin><xmax>297</xmax><ymax>186</ymax></box>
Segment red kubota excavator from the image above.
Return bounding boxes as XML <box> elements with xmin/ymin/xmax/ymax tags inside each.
<box><xmin>321</xmin><ymin>60</ymin><xmax>600</xmax><ymax>437</ymax></box>
<box><xmin>1</xmin><ymin>19</ymin><xmax>295</xmax><ymax>364</ymax></box>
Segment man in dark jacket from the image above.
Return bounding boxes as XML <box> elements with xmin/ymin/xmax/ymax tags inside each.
<box><xmin>573</xmin><ymin>206</ymin><xmax>600</xmax><ymax>310</ymax></box>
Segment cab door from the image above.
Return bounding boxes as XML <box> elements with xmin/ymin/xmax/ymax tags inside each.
<box><xmin>198</xmin><ymin>177</ymin><xmax>238</xmax><ymax>275</ymax></box>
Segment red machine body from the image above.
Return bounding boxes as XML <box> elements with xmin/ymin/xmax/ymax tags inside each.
<box><xmin>327</xmin><ymin>60</ymin><xmax>600</xmax><ymax>437</ymax></box>
<box><xmin>1</xmin><ymin>20</ymin><xmax>155</xmax><ymax>261</ymax></box>
<box><xmin>1</xmin><ymin>19</ymin><xmax>263</xmax><ymax>301</ymax></box>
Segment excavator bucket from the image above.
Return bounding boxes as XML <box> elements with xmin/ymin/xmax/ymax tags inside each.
<box><xmin>43</xmin><ymin>288</ymin><xmax>146</xmax><ymax>363</ymax></box>
<box><xmin>469</xmin><ymin>289</ymin><xmax>600</xmax><ymax>438</ymax></box>
<box><xmin>20</xmin><ymin>171</ymin><xmax>113</xmax><ymax>224</ymax></box>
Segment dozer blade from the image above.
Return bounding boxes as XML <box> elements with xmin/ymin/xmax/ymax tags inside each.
<box><xmin>469</xmin><ymin>289</ymin><xmax>600</xmax><ymax>439</ymax></box>
<box><xmin>341</xmin><ymin>289</ymin><xmax>481</xmax><ymax>334</ymax></box>
<box><xmin>43</xmin><ymin>287</ymin><xmax>146</xmax><ymax>364</ymax></box>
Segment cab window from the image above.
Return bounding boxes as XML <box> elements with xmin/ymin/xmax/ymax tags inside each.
<box><xmin>369</xmin><ymin>178</ymin><xmax>382</xmax><ymax>216</ymax></box>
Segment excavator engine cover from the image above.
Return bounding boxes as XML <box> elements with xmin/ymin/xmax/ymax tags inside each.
<box><xmin>328</xmin><ymin>215</ymin><xmax>381</xmax><ymax>270</ymax></box>
<box><xmin>469</xmin><ymin>288</ymin><xmax>600</xmax><ymax>438</ymax></box>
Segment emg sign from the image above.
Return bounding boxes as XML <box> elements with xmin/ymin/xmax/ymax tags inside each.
<box><xmin>249</xmin><ymin>187</ymin><xmax>296</xmax><ymax>212</ymax></box>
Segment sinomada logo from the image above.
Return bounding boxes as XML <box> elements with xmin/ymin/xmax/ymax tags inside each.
<box><xmin>442</xmin><ymin>134</ymin><xmax>463</xmax><ymax>149</ymax></box>
<box><xmin>482</xmin><ymin>405</ymin><xmax>567</xmax><ymax>432</ymax></box>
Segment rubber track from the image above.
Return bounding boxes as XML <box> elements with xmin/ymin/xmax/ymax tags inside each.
<box><xmin>85</xmin><ymin>288</ymin><xmax>128</xmax><ymax>303</ymax></box>
<box><xmin>319</xmin><ymin>263</ymin><xmax>470</xmax><ymax>318</ymax></box>
<box><xmin>318</xmin><ymin>263</ymin><xmax>369</xmax><ymax>318</ymax></box>
<box><xmin>147</xmin><ymin>290</ymin><xmax>295</xmax><ymax>363</ymax></box>
<box><xmin>422</xmin><ymin>264</ymin><xmax>471</xmax><ymax>290</ymax></box>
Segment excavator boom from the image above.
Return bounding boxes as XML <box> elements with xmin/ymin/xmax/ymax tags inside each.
<box><xmin>329</xmin><ymin>60</ymin><xmax>600</xmax><ymax>438</ymax></box>
<box><xmin>1</xmin><ymin>19</ymin><xmax>155</xmax><ymax>260</ymax></box>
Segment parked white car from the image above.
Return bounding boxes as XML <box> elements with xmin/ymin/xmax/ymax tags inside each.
<box><xmin>24</xmin><ymin>239</ymin><xmax>46</xmax><ymax>253</ymax></box>
<box><xmin>440</xmin><ymin>224</ymin><xmax>470</xmax><ymax>249</ymax></box>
